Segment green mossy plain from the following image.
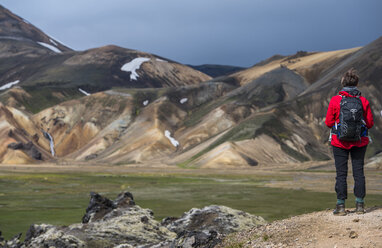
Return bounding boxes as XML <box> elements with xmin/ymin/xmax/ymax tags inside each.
<box><xmin>0</xmin><ymin>172</ymin><xmax>381</xmax><ymax>240</ymax></box>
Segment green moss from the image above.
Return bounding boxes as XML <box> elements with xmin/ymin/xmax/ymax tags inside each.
<box><xmin>181</xmin><ymin>113</ymin><xmax>272</xmax><ymax>166</ymax></box>
<box><xmin>305</xmin><ymin>144</ymin><xmax>331</xmax><ymax>161</ymax></box>
<box><xmin>18</xmin><ymin>87</ymin><xmax>83</xmax><ymax>114</ymax></box>
<box><xmin>262</xmin><ymin>234</ymin><xmax>270</xmax><ymax>241</ymax></box>
<box><xmin>281</xmin><ymin>144</ymin><xmax>309</xmax><ymax>162</ymax></box>
<box><xmin>254</xmin><ymin>115</ymin><xmax>291</xmax><ymax>141</ymax></box>
<box><xmin>365</xmin><ymin>129</ymin><xmax>382</xmax><ymax>158</ymax></box>
<box><xmin>183</xmin><ymin>96</ymin><xmax>238</xmax><ymax>127</ymax></box>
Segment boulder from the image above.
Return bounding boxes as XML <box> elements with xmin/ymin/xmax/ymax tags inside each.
<box><xmin>158</xmin><ymin>205</ymin><xmax>266</xmax><ymax>247</ymax></box>
<box><xmin>0</xmin><ymin>232</ymin><xmax>22</xmax><ymax>248</ymax></box>
<box><xmin>82</xmin><ymin>191</ymin><xmax>135</xmax><ymax>223</ymax></box>
<box><xmin>24</xmin><ymin>192</ymin><xmax>175</xmax><ymax>247</ymax></box>
<box><xmin>82</xmin><ymin>192</ymin><xmax>116</xmax><ymax>223</ymax></box>
<box><xmin>164</xmin><ymin>205</ymin><xmax>266</xmax><ymax>234</ymax></box>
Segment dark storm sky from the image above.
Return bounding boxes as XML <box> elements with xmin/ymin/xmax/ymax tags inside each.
<box><xmin>1</xmin><ymin>0</ymin><xmax>381</xmax><ymax>67</ymax></box>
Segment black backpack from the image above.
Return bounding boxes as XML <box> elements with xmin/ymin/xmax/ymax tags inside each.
<box><xmin>338</xmin><ymin>96</ymin><xmax>364</xmax><ymax>141</ymax></box>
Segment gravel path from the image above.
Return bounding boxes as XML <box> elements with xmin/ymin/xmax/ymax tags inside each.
<box><xmin>220</xmin><ymin>207</ymin><xmax>382</xmax><ymax>248</ymax></box>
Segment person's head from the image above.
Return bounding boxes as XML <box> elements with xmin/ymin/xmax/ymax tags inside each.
<box><xmin>341</xmin><ymin>68</ymin><xmax>359</xmax><ymax>87</ymax></box>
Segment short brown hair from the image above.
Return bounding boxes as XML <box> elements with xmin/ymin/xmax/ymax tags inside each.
<box><xmin>341</xmin><ymin>68</ymin><xmax>359</xmax><ymax>87</ymax></box>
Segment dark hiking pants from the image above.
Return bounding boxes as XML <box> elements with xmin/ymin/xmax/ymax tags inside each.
<box><xmin>332</xmin><ymin>145</ymin><xmax>367</xmax><ymax>200</ymax></box>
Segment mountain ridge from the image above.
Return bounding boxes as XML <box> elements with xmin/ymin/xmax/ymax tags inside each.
<box><xmin>0</xmin><ymin>5</ymin><xmax>380</xmax><ymax>169</ymax></box>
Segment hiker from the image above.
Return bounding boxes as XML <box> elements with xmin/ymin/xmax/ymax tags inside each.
<box><xmin>325</xmin><ymin>68</ymin><xmax>374</xmax><ymax>215</ymax></box>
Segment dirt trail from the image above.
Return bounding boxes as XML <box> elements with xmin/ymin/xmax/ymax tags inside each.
<box><xmin>221</xmin><ymin>207</ymin><xmax>382</xmax><ymax>248</ymax></box>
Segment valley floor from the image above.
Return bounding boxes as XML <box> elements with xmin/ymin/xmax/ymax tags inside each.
<box><xmin>1</xmin><ymin>161</ymin><xmax>381</xmax><ymax>195</ymax></box>
<box><xmin>0</xmin><ymin>161</ymin><xmax>381</xmax><ymax>243</ymax></box>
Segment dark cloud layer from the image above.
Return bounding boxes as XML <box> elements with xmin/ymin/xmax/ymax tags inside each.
<box><xmin>1</xmin><ymin>0</ymin><xmax>381</xmax><ymax>66</ymax></box>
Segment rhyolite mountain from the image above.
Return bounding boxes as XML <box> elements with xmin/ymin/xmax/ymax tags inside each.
<box><xmin>0</xmin><ymin>5</ymin><xmax>381</xmax><ymax>168</ymax></box>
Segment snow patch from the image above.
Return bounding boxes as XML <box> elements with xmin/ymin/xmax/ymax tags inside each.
<box><xmin>165</xmin><ymin>130</ymin><xmax>179</xmax><ymax>147</ymax></box>
<box><xmin>22</xmin><ymin>19</ymin><xmax>30</xmax><ymax>24</ymax></box>
<box><xmin>0</xmin><ymin>80</ymin><xmax>20</xmax><ymax>90</ymax></box>
<box><xmin>37</xmin><ymin>42</ymin><xmax>62</xmax><ymax>53</ymax></box>
<box><xmin>121</xmin><ymin>57</ymin><xmax>151</xmax><ymax>81</ymax></box>
<box><xmin>47</xmin><ymin>34</ymin><xmax>69</xmax><ymax>48</ymax></box>
<box><xmin>180</xmin><ymin>98</ymin><xmax>188</xmax><ymax>104</ymax></box>
<box><xmin>79</xmin><ymin>88</ymin><xmax>90</xmax><ymax>96</ymax></box>
<box><xmin>49</xmin><ymin>39</ymin><xmax>58</xmax><ymax>46</ymax></box>
<box><xmin>143</xmin><ymin>100</ymin><xmax>149</xmax><ymax>106</ymax></box>
<box><xmin>156</xmin><ymin>58</ymin><xmax>167</xmax><ymax>62</ymax></box>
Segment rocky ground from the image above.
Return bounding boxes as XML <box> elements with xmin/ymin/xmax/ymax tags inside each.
<box><xmin>0</xmin><ymin>191</ymin><xmax>266</xmax><ymax>248</ymax></box>
<box><xmin>219</xmin><ymin>206</ymin><xmax>382</xmax><ymax>248</ymax></box>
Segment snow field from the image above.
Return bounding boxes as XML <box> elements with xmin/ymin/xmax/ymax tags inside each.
<box><xmin>121</xmin><ymin>57</ymin><xmax>151</xmax><ymax>81</ymax></box>
<box><xmin>79</xmin><ymin>88</ymin><xmax>90</xmax><ymax>96</ymax></box>
<box><xmin>37</xmin><ymin>42</ymin><xmax>61</xmax><ymax>53</ymax></box>
<box><xmin>0</xmin><ymin>80</ymin><xmax>20</xmax><ymax>90</ymax></box>
<box><xmin>165</xmin><ymin>130</ymin><xmax>179</xmax><ymax>147</ymax></box>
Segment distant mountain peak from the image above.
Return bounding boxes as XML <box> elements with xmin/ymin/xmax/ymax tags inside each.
<box><xmin>0</xmin><ymin>5</ymin><xmax>72</xmax><ymax>53</ymax></box>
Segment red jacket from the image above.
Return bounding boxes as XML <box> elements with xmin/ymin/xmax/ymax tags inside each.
<box><xmin>325</xmin><ymin>90</ymin><xmax>374</xmax><ymax>149</ymax></box>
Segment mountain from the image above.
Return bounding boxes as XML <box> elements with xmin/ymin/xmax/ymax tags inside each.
<box><xmin>211</xmin><ymin>48</ymin><xmax>360</xmax><ymax>86</ymax></box>
<box><xmin>0</xmin><ymin>5</ymin><xmax>380</xmax><ymax>168</ymax></box>
<box><xmin>188</xmin><ymin>64</ymin><xmax>246</xmax><ymax>77</ymax></box>
<box><xmin>0</xmin><ymin>5</ymin><xmax>72</xmax><ymax>57</ymax></box>
<box><xmin>0</xmin><ymin>5</ymin><xmax>211</xmax><ymax>114</ymax></box>
<box><xmin>187</xmin><ymin>37</ymin><xmax>382</xmax><ymax>167</ymax></box>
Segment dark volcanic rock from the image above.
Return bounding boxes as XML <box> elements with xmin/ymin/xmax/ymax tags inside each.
<box><xmin>0</xmin><ymin>232</ymin><xmax>22</xmax><ymax>248</ymax></box>
<box><xmin>81</xmin><ymin>191</ymin><xmax>135</xmax><ymax>223</ymax></box>
<box><xmin>114</xmin><ymin>191</ymin><xmax>135</xmax><ymax>208</ymax></box>
<box><xmin>28</xmin><ymin>147</ymin><xmax>42</xmax><ymax>160</ymax></box>
<box><xmin>25</xmin><ymin>224</ymin><xmax>48</xmax><ymax>244</ymax></box>
<box><xmin>161</xmin><ymin>216</ymin><xmax>179</xmax><ymax>226</ymax></box>
<box><xmin>158</xmin><ymin>205</ymin><xmax>266</xmax><ymax>248</ymax></box>
<box><xmin>7</xmin><ymin>141</ymin><xmax>42</xmax><ymax>160</ymax></box>
<box><xmin>7</xmin><ymin>142</ymin><xmax>24</xmax><ymax>150</ymax></box>
<box><xmin>178</xmin><ymin>230</ymin><xmax>222</xmax><ymax>248</ymax></box>
<box><xmin>84</xmin><ymin>153</ymin><xmax>98</xmax><ymax>160</ymax></box>
<box><xmin>82</xmin><ymin>192</ymin><xmax>116</xmax><ymax>223</ymax></box>
<box><xmin>25</xmin><ymin>192</ymin><xmax>175</xmax><ymax>247</ymax></box>
<box><xmin>165</xmin><ymin>205</ymin><xmax>266</xmax><ymax>235</ymax></box>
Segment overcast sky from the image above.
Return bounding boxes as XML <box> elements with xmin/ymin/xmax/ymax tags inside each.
<box><xmin>1</xmin><ymin>0</ymin><xmax>381</xmax><ymax>67</ymax></box>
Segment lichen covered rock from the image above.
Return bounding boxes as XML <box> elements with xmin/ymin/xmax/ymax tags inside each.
<box><xmin>4</xmin><ymin>192</ymin><xmax>266</xmax><ymax>248</ymax></box>
<box><xmin>24</xmin><ymin>192</ymin><xmax>175</xmax><ymax>248</ymax></box>
<box><xmin>157</xmin><ymin>205</ymin><xmax>266</xmax><ymax>247</ymax></box>
<box><xmin>165</xmin><ymin>205</ymin><xmax>266</xmax><ymax>234</ymax></box>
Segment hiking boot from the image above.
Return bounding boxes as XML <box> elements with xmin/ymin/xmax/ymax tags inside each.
<box><xmin>355</xmin><ymin>202</ymin><xmax>365</xmax><ymax>214</ymax></box>
<box><xmin>333</xmin><ymin>203</ymin><xmax>346</xmax><ymax>216</ymax></box>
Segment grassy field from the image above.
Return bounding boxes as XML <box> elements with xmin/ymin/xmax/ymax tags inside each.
<box><xmin>0</xmin><ymin>171</ymin><xmax>381</xmax><ymax>240</ymax></box>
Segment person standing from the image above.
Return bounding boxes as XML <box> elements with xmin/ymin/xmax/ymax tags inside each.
<box><xmin>325</xmin><ymin>68</ymin><xmax>374</xmax><ymax>215</ymax></box>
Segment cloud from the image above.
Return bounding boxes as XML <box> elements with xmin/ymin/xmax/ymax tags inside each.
<box><xmin>1</xmin><ymin>0</ymin><xmax>381</xmax><ymax>66</ymax></box>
